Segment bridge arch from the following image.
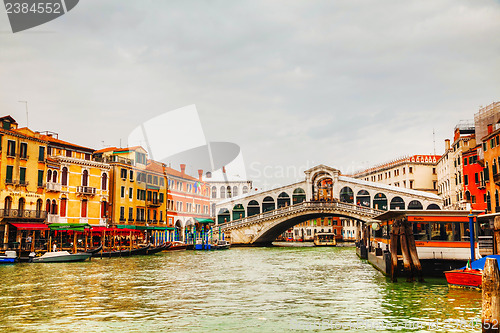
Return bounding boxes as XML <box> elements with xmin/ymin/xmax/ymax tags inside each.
<box><xmin>390</xmin><ymin>196</ymin><xmax>405</xmax><ymax>210</ymax></box>
<box><xmin>262</xmin><ymin>196</ymin><xmax>275</xmax><ymax>212</ymax></box>
<box><xmin>373</xmin><ymin>193</ymin><xmax>388</xmax><ymax>211</ymax></box>
<box><xmin>427</xmin><ymin>203</ymin><xmax>441</xmax><ymax>210</ymax></box>
<box><xmin>232</xmin><ymin>204</ymin><xmax>245</xmax><ymax>220</ymax></box>
<box><xmin>292</xmin><ymin>188</ymin><xmax>306</xmax><ymax>204</ymax></box>
<box><xmin>408</xmin><ymin>200</ymin><xmax>423</xmax><ymax>210</ymax></box>
<box><xmin>218</xmin><ymin>208</ymin><xmax>230</xmax><ymax>224</ymax></box>
<box><xmin>339</xmin><ymin>186</ymin><xmax>354</xmax><ymax>204</ymax></box>
<box><xmin>277</xmin><ymin>192</ymin><xmax>291</xmax><ymax>208</ymax></box>
<box><xmin>356</xmin><ymin>190</ymin><xmax>371</xmax><ymax>207</ymax></box>
<box><xmin>247</xmin><ymin>200</ymin><xmax>260</xmax><ymax>217</ymax></box>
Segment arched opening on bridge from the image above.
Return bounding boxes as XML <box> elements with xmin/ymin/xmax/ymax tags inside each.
<box><xmin>390</xmin><ymin>196</ymin><xmax>405</xmax><ymax>210</ymax></box>
<box><xmin>340</xmin><ymin>186</ymin><xmax>354</xmax><ymax>204</ymax></box>
<box><xmin>218</xmin><ymin>208</ymin><xmax>230</xmax><ymax>224</ymax></box>
<box><xmin>277</xmin><ymin>192</ymin><xmax>291</xmax><ymax>208</ymax></box>
<box><xmin>408</xmin><ymin>200</ymin><xmax>423</xmax><ymax>210</ymax></box>
<box><xmin>292</xmin><ymin>188</ymin><xmax>306</xmax><ymax>204</ymax></box>
<box><xmin>175</xmin><ymin>219</ymin><xmax>183</xmax><ymax>241</ymax></box>
<box><xmin>232</xmin><ymin>204</ymin><xmax>245</xmax><ymax>220</ymax></box>
<box><xmin>427</xmin><ymin>204</ymin><xmax>440</xmax><ymax>210</ymax></box>
<box><xmin>262</xmin><ymin>196</ymin><xmax>275</xmax><ymax>212</ymax></box>
<box><xmin>314</xmin><ymin>178</ymin><xmax>333</xmax><ymax>201</ymax></box>
<box><xmin>356</xmin><ymin>190</ymin><xmax>370</xmax><ymax>207</ymax></box>
<box><xmin>247</xmin><ymin>200</ymin><xmax>260</xmax><ymax>217</ymax></box>
<box><xmin>373</xmin><ymin>193</ymin><xmax>388</xmax><ymax>210</ymax></box>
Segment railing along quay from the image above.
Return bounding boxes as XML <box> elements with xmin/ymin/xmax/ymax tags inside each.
<box><xmin>216</xmin><ymin>201</ymin><xmax>384</xmax><ymax>232</ymax></box>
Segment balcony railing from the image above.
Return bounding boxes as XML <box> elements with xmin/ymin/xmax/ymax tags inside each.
<box><xmin>94</xmin><ymin>155</ymin><xmax>134</xmax><ymax>165</ymax></box>
<box><xmin>47</xmin><ymin>214</ymin><xmax>59</xmax><ymax>223</ymax></box>
<box><xmin>46</xmin><ymin>182</ymin><xmax>62</xmax><ymax>192</ymax></box>
<box><xmin>0</xmin><ymin>209</ymin><xmax>47</xmax><ymax>220</ymax></box>
<box><xmin>146</xmin><ymin>199</ymin><xmax>161</xmax><ymax>207</ymax></box>
<box><xmin>76</xmin><ymin>186</ymin><xmax>96</xmax><ymax>195</ymax></box>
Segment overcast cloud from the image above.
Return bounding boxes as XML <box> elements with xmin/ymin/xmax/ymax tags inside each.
<box><xmin>1</xmin><ymin>0</ymin><xmax>499</xmax><ymax>188</ymax></box>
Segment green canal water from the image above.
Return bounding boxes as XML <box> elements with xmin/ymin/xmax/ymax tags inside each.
<box><xmin>0</xmin><ymin>245</ymin><xmax>482</xmax><ymax>332</ymax></box>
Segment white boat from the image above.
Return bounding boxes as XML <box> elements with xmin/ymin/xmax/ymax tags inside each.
<box><xmin>32</xmin><ymin>251</ymin><xmax>91</xmax><ymax>263</ymax></box>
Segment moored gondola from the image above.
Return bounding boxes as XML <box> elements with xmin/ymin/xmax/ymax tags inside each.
<box><xmin>145</xmin><ymin>243</ymin><xmax>171</xmax><ymax>255</ymax></box>
<box><xmin>93</xmin><ymin>244</ymin><xmax>151</xmax><ymax>258</ymax></box>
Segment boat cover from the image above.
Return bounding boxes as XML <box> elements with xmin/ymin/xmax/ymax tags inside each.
<box><xmin>461</xmin><ymin>255</ymin><xmax>500</xmax><ymax>270</ymax></box>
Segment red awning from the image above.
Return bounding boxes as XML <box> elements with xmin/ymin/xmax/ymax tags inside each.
<box><xmin>10</xmin><ymin>223</ymin><xmax>49</xmax><ymax>230</ymax></box>
<box><xmin>89</xmin><ymin>226</ymin><xmax>107</xmax><ymax>232</ymax></box>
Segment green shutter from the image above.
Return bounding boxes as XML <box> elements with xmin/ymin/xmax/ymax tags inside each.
<box><xmin>6</xmin><ymin>165</ymin><xmax>13</xmax><ymax>183</ymax></box>
<box><xmin>20</xmin><ymin>167</ymin><xmax>26</xmax><ymax>184</ymax></box>
<box><xmin>38</xmin><ymin>146</ymin><xmax>45</xmax><ymax>162</ymax></box>
<box><xmin>38</xmin><ymin>170</ymin><xmax>44</xmax><ymax>187</ymax></box>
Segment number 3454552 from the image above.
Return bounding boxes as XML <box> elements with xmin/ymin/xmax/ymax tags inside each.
<box><xmin>5</xmin><ymin>2</ymin><xmax>62</xmax><ymax>14</ymax></box>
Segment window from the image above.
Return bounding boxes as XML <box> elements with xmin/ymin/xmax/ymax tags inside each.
<box><xmin>85</xmin><ymin>153</ymin><xmax>91</xmax><ymax>160</ymax></box>
<box><xmin>464</xmin><ymin>175</ymin><xmax>469</xmax><ymax>186</ymax></box>
<box><xmin>66</xmin><ymin>149</ymin><xmax>72</xmax><ymax>157</ymax></box>
<box><xmin>129</xmin><ymin>207</ymin><xmax>133</xmax><ymax>221</ymax></box>
<box><xmin>19</xmin><ymin>143</ymin><xmax>27</xmax><ymax>159</ymax></box>
<box><xmin>38</xmin><ymin>146</ymin><xmax>45</xmax><ymax>162</ymax></box>
<box><xmin>160</xmin><ymin>178</ymin><xmax>164</xmax><ymax>187</ymax></box>
<box><xmin>475</xmin><ymin>173</ymin><xmax>479</xmax><ymax>183</ymax></box>
<box><xmin>19</xmin><ymin>167</ymin><xmax>26</xmax><ymax>185</ymax></box>
<box><xmin>61</xmin><ymin>167</ymin><xmax>68</xmax><ymax>186</ymax></box>
<box><xmin>409</xmin><ymin>167</ymin><xmax>413</xmax><ymax>174</ymax></box>
<box><xmin>7</xmin><ymin>140</ymin><xmax>15</xmax><ymax>157</ymax></box>
<box><xmin>129</xmin><ymin>188</ymin><xmax>133</xmax><ymax>199</ymax></box>
<box><xmin>492</xmin><ymin>138</ymin><xmax>496</xmax><ymax>149</ymax></box>
<box><xmin>120</xmin><ymin>207</ymin><xmax>125</xmax><ymax>221</ymax></box>
<box><xmin>82</xmin><ymin>170</ymin><xmax>89</xmax><ymax>186</ymax></box>
<box><xmin>121</xmin><ymin>186</ymin><xmax>125</xmax><ymax>198</ymax></box>
<box><xmin>38</xmin><ymin>170</ymin><xmax>44</xmax><ymax>187</ymax></box>
<box><xmin>129</xmin><ymin>170</ymin><xmax>134</xmax><ymax>181</ymax></box>
<box><xmin>159</xmin><ymin>193</ymin><xmax>164</xmax><ymax>203</ymax></box>
<box><xmin>120</xmin><ymin>168</ymin><xmax>127</xmax><ymax>179</ymax></box>
<box><xmin>153</xmin><ymin>176</ymin><xmax>158</xmax><ymax>185</ymax></box>
<box><xmin>463</xmin><ymin>159</ymin><xmax>468</xmax><ymax>166</ymax></box>
<box><xmin>484</xmin><ymin>142</ymin><xmax>488</xmax><ymax>152</ymax></box>
<box><xmin>6</xmin><ymin>165</ymin><xmax>13</xmax><ymax>183</ymax></box>
<box><xmin>147</xmin><ymin>175</ymin><xmax>152</xmax><ymax>184</ymax></box>
<box><xmin>135</xmin><ymin>152</ymin><xmax>146</xmax><ymax>165</ymax></box>
<box><xmin>60</xmin><ymin>198</ymin><xmax>67</xmax><ymax>217</ymax></box>
<box><xmin>409</xmin><ymin>180</ymin><xmax>414</xmax><ymax>189</ymax></box>
<box><xmin>101</xmin><ymin>173</ymin><xmax>108</xmax><ymax>190</ymax></box>
<box><xmin>81</xmin><ymin>199</ymin><xmax>88</xmax><ymax>218</ymax></box>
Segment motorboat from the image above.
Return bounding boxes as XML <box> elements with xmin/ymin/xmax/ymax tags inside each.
<box><xmin>445</xmin><ymin>255</ymin><xmax>500</xmax><ymax>289</ymax></box>
<box><xmin>32</xmin><ymin>251</ymin><xmax>92</xmax><ymax>263</ymax></box>
<box><xmin>0</xmin><ymin>251</ymin><xmax>17</xmax><ymax>264</ymax></box>
<box><xmin>213</xmin><ymin>240</ymin><xmax>230</xmax><ymax>250</ymax></box>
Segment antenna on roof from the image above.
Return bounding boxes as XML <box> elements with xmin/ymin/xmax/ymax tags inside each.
<box><xmin>119</xmin><ymin>138</ymin><xmax>122</xmax><ymax>148</ymax></box>
<box><xmin>18</xmin><ymin>101</ymin><xmax>28</xmax><ymax>127</ymax></box>
<box><xmin>433</xmin><ymin>128</ymin><xmax>436</xmax><ymax>155</ymax></box>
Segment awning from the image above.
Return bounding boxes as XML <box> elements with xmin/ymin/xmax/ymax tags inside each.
<box><xmin>135</xmin><ymin>226</ymin><xmax>154</xmax><ymax>230</ymax></box>
<box><xmin>115</xmin><ymin>224</ymin><xmax>136</xmax><ymax>229</ymax></box>
<box><xmin>49</xmin><ymin>223</ymin><xmax>91</xmax><ymax>232</ymax></box>
<box><xmin>195</xmin><ymin>218</ymin><xmax>215</xmax><ymax>224</ymax></box>
<box><xmin>9</xmin><ymin>223</ymin><xmax>49</xmax><ymax>230</ymax></box>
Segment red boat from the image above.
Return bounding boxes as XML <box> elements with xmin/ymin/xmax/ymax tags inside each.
<box><xmin>444</xmin><ymin>269</ymin><xmax>482</xmax><ymax>289</ymax></box>
<box><xmin>164</xmin><ymin>241</ymin><xmax>187</xmax><ymax>251</ymax></box>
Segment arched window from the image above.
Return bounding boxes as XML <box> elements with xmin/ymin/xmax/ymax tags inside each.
<box><xmin>4</xmin><ymin>197</ymin><xmax>12</xmax><ymax>213</ymax></box>
<box><xmin>408</xmin><ymin>200</ymin><xmax>423</xmax><ymax>210</ymax></box>
<box><xmin>243</xmin><ymin>186</ymin><xmax>249</xmax><ymax>194</ymax></box>
<box><xmin>45</xmin><ymin>199</ymin><xmax>51</xmax><ymax>213</ymax></box>
<box><xmin>227</xmin><ymin>186</ymin><xmax>232</xmax><ymax>198</ymax></box>
<box><xmin>52</xmin><ymin>170</ymin><xmax>58</xmax><ymax>183</ymax></box>
<box><xmin>356</xmin><ymin>190</ymin><xmax>370</xmax><ymax>207</ymax></box>
<box><xmin>247</xmin><ymin>200</ymin><xmax>260</xmax><ymax>217</ymax></box>
<box><xmin>60</xmin><ymin>198</ymin><xmax>67</xmax><ymax>217</ymax></box>
<box><xmin>82</xmin><ymin>170</ymin><xmax>89</xmax><ymax>186</ymax></box>
<box><xmin>101</xmin><ymin>201</ymin><xmax>107</xmax><ymax>218</ymax></box>
<box><xmin>81</xmin><ymin>199</ymin><xmax>88</xmax><ymax>218</ymax></box>
<box><xmin>427</xmin><ymin>204</ymin><xmax>440</xmax><ymax>210</ymax></box>
<box><xmin>373</xmin><ymin>193</ymin><xmax>388</xmax><ymax>211</ymax></box>
<box><xmin>293</xmin><ymin>188</ymin><xmax>306</xmax><ymax>204</ymax></box>
<box><xmin>277</xmin><ymin>192</ymin><xmax>291</xmax><ymax>208</ymax></box>
<box><xmin>232</xmin><ymin>204</ymin><xmax>245</xmax><ymax>220</ymax></box>
<box><xmin>47</xmin><ymin>169</ymin><xmax>52</xmax><ymax>183</ymax></box>
<box><xmin>51</xmin><ymin>200</ymin><xmax>57</xmax><ymax>215</ymax></box>
<box><xmin>61</xmin><ymin>167</ymin><xmax>68</xmax><ymax>186</ymax></box>
<box><xmin>233</xmin><ymin>186</ymin><xmax>238</xmax><ymax>197</ymax></box>
<box><xmin>36</xmin><ymin>199</ymin><xmax>43</xmax><ymax>218</ymax></box>
<box><xmin>212</xmin><ymin>186</ymin><xmax>217</xmax><ymax>198</ymax></box>
<box><xmin>220</xmin><ymin>186</ymin><xmax>226</xmax><ymax>199</ymax></box>
<box><xmin>390</xmin><ymin>197</ymin><xmax>405</xmax><ymax>210</ymax></box>
<box><xmin>262</xmin><ymin>196</ymin><xmax>275</xmax><ymax>212</ymax></box>
<box><xmin>101</xmin><ymin>173</ymin><xmax>108</xmax><ymax>190</ymax></box>
<box><xmin>18</xmin><ymin>198</ymin><xmax>25</xmax><ymax>215</ymax></box>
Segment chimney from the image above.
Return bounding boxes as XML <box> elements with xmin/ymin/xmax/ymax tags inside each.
<box><xmin>180</xmin><ymin>164</ymin><xmax>186</xmax><ymax>176</ymax></box>
<box><xmin>198</xmin><ymin>169</ymin><xmax>203</xmax><ymax>181</ymax></box>
<box><xmin>222</xmin><ymin>166</ymin><xmax>226</xmax><ymax>173</ymax></box>
<box><xmin>488</xmin><ymin>124</ymin><xmax>493</xmax><ymax>135</ymax></box>
<box><xmin>445</xmin><ymin>139</ymin><xmax>450</xmax><ymax>151</ymax></box>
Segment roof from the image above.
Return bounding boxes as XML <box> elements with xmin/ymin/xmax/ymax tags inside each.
<box><xmin>164</xmin><ymin>166</ymin><xmax>198</xmax><ymax>181</ymax></box>
<box><xmin>146</xmin><ymin>160</ymin><xmax>166</xmax><ymax>174</ymax></box>
<box><xmin>39</xmin><ymin>134</ymin><xmax>94</xmax><ymax>152</ymax></box>
<box><xmin>0</xmin><ymin>115</ymin><xmax>18</xmax><ymax>124</ymax></box>
<box><xmin>95</xmin><ymin>146</ymin><xmax>146</xmax><ymax>154</ymax></box>
<box><xmin>338</xmin><ymin>176</ymin><xmax>441</xmax><ymax>200</ymax></box>
<box><xmin>374</xmin><ymin>210</ymin><xmax>483</xmax><ymax>221</ymax></box>
<box><xmin>349</xmin><ymin>155</ymin><xmax>441</xmax><ymax>177</ymax></box>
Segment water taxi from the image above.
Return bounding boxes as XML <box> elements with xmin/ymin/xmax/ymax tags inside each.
<box><xmin>313</xmin><ymin>232</ymin><xmax>336</xmax><ymax>246</ymax></box>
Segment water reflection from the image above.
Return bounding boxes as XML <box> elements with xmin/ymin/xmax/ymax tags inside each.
<box><xmin>0</xmin><ymin>247</ymin><xmax>481</xmax><ymax>332</ymax></box>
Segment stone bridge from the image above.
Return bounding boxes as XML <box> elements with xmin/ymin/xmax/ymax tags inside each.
<box><xmin>214</xmin><ymin>165</ymin><xmax>443</xmax><ymax>244</ymax></box>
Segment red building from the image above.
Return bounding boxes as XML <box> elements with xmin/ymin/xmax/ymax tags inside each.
<box><xmin>462</xmin><ymin>145</ymin><xmax>487</xmax><ymax>211</ymax></box>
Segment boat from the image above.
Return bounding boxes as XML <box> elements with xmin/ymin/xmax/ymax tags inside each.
<box><xmin>213</xmin><ymin>240</ymin><xmax>230</xmax><ymax>250</ymax></box>
<box><xmin>0</xmin><ymin>251</ymin><xmax>17</xmax><ymax>264</ymax></box>
<box><xmin>164</xmin><ymin>241</ymin><xmax>188</xmax><ymax>251</ymax></box>
<box><xmin>85</xmin><ymin>244</ymin><xmax>103</xmax><ymax>254</ymax></box>
<box><xmin>445</xmin><ymin>255</ymin><xmax>500</xmax><ymax>289</ymax></box>
<box><xmin>92</xmin><ymin>244</ymin><xmax>151</xmax><ymax>258</ymax></box>
<box><xmin>32</xmin><ymin>251</ymin><xmax>92</xmax><ymax>263</ymax></box>
<box><xmin>145</xmin><ymin>243</ymin><xmax>171</xmax><ymax>255</ymax></box>
<box><xmin>313</xmin><ymin>232</ymin><xmax>337</xmax><ymax>246</ymax></box>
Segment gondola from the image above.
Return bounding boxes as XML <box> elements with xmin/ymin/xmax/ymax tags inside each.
<box><xmin>92</xmin><ymin>244</ymin><xmax>151</xmax><ymax>258</ymax></box>
<box><xmin>164</xmin><ymin>241</ymin><xmax>188</xmax><ymax>251</ymax></box>
<box><xmin>145</xmin><ymin>243</ymin><xmax>171</xmax><ymax>255</ymax></box>
<box><xmin>85</xmin><ymin>244</ymin><xmax>103</xmax><ymax>254</ymax></box>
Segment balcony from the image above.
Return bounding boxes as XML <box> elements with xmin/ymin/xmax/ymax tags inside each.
<box><xmin>76</xmin><ymin>186</ymin><xmax>96</xmax><ymax>196</ymax></box>
<box><xmin>478</xmin><ymin>181</ymin><xmax>486</xmax><ymax>189</ymax></box>
<box><xmin>494</xmin><ymin>173</ymin><xmax>500</xmax><ymax>186</ymax></box>
<box><xmin>46</xmin><ymin>182</ymin><xmax>62</xmax><ymax>192</ymax></box>
<box><xmin>0</xmin><ymin>209</ymin><xmax>46</xmax><ymax>220</ymax></box>
<box><xmin>146</xmin><ymin>199</ymin><xmax>161</xmax><ymax>207</ymax></box>
<box><xmin>47</xmin><ymin>214</ymin><xmax>59</xmax><ymax>223</ymax></box>
<box><xmin>94</xmin><ymin>155</ymin><xmax>134</xmax><ymax>165</ymax></box>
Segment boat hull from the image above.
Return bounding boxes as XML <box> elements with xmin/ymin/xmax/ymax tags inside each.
<box><xmin>445</xmin><ymin>269</ymin><xmax>482</xmax><ymax>289</ymax></box>
<box><xmin>33</xmin><ymin>253</ymin><xmax>92</xmax><ymax>263</ymax></box>
<box><xmin>0</xmin><ymin>257</ymin><xmax>16</xmax><ymax>264</ymax></box>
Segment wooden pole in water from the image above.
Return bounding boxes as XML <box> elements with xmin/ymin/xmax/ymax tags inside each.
<box><xmin>494</xmin><ymin>217</ymin><xmax>500</xmax><ymax>255</ymax></box>
<box><xmin>390</xmin><ymin>220</ymin><xmax>399</xmax><ymax>282</ymax></box>
<box><xmin>404</xmin><ymin>220</ymin><xmax>423</xmax><ymax>282</ymax></box>
<box><xmin>482</xmin><ymin>257</ymin><xmax>500</xmax><ymax>332</ymax></box>
<box><xmin>399</xmin><ymin>221</ymin><xmax>413</xmax><ymax>282</ymax></box>
<box><xmin>73</xmin><ymin>231</ymin><xmax>77</xmax><ymax>254</ymax></box>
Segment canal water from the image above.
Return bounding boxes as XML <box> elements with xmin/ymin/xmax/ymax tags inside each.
<box><xmin>0</xmin><ymin>245</ymin><xmax>481</xmax><ymax>332</ymax></box>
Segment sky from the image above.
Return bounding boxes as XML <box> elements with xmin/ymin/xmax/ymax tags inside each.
<box><xmin>1</xmin><ymin>0</ymin><xmax>499</xmax><ymax>189</ymax></box>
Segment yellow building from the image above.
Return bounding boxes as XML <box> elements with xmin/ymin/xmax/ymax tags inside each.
<box><xmin>0</xmin><ymin>116</ymin><xmax>47</xmax><ymax>250</ymax></box>
<box><xmin>40</xmin><ymin>133</ymin><xmax>110</xmax><ymax>227</ymax></box>
<box><xmin>93</xmin><ymin>146</ymin><xmax>171</xmax><ymax>243</ymax></box>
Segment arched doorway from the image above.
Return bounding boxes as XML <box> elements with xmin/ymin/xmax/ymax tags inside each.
<box><xmin>339</xmin><ymin>187</ymin><xmax>354</xmax><ymax>203</ymax></box>
<box><xmin>408</xmin><ymin>200</ymin><xmax>423</xmax><ymax>210</ymax></box>
<box><xmin>247</xmin><ymin>200</ymin><xmax>260</xmax><ymax>217</ymax></box>
<box><xmin>175</xmin><ymin>219</ymin><xmax>183</xmax><ymax>241</ymax></box>
<box><xmin>356</xmin><ymin>190</ymin><xmax>370</xmax><ymax>207</ymax></box>
<box><xmin>277</xmin><ymin>192</ymin><xmax>291</xmax><ymax>208</ymax></box>
<box><xmin>373</xmin><ymin>193</ymin><xmax>388</xmax><ymax>210</ymax></box>
<box><xmin>262</xmin><ymin>196</ymin><xmax>275</xmax><ymax>212</ymax></box>
<box><xmin>218</xmin><ymin>208</ymin><xmax>230</xmax><ymax>224</ymax></box>
<box><xmin>292</xmin><ymin>188</ymin><xmax>306</xmax><ymax>204</ymax></box>
<box><xmin>315</xmin><ymin>178</ymin><xmax>333</xmax><ymax>201</ymax></box>
<box><xmin>390</xmin><ymin>197</ymin><xmax>405</xmax><ymax>210</ymax></box>
<box><xmin>232</xmin><ymin>204</ymin><xmax>245</xmax><ymax>220</ymax></box>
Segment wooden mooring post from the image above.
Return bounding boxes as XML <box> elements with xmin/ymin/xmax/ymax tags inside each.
<box><xmin>482</xmin><ymin>257</ymin><xmax>500</xmax><ymax>332</ymax></box>
<box><xmin>388</xmin><ymin>219</ymin><xmax>423</xmax><ymax>282</ymax></box>
<box><xmin>389</xmin><ymin>220</ymin><xmax>399</xmax><ymax>282</ymax></box>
